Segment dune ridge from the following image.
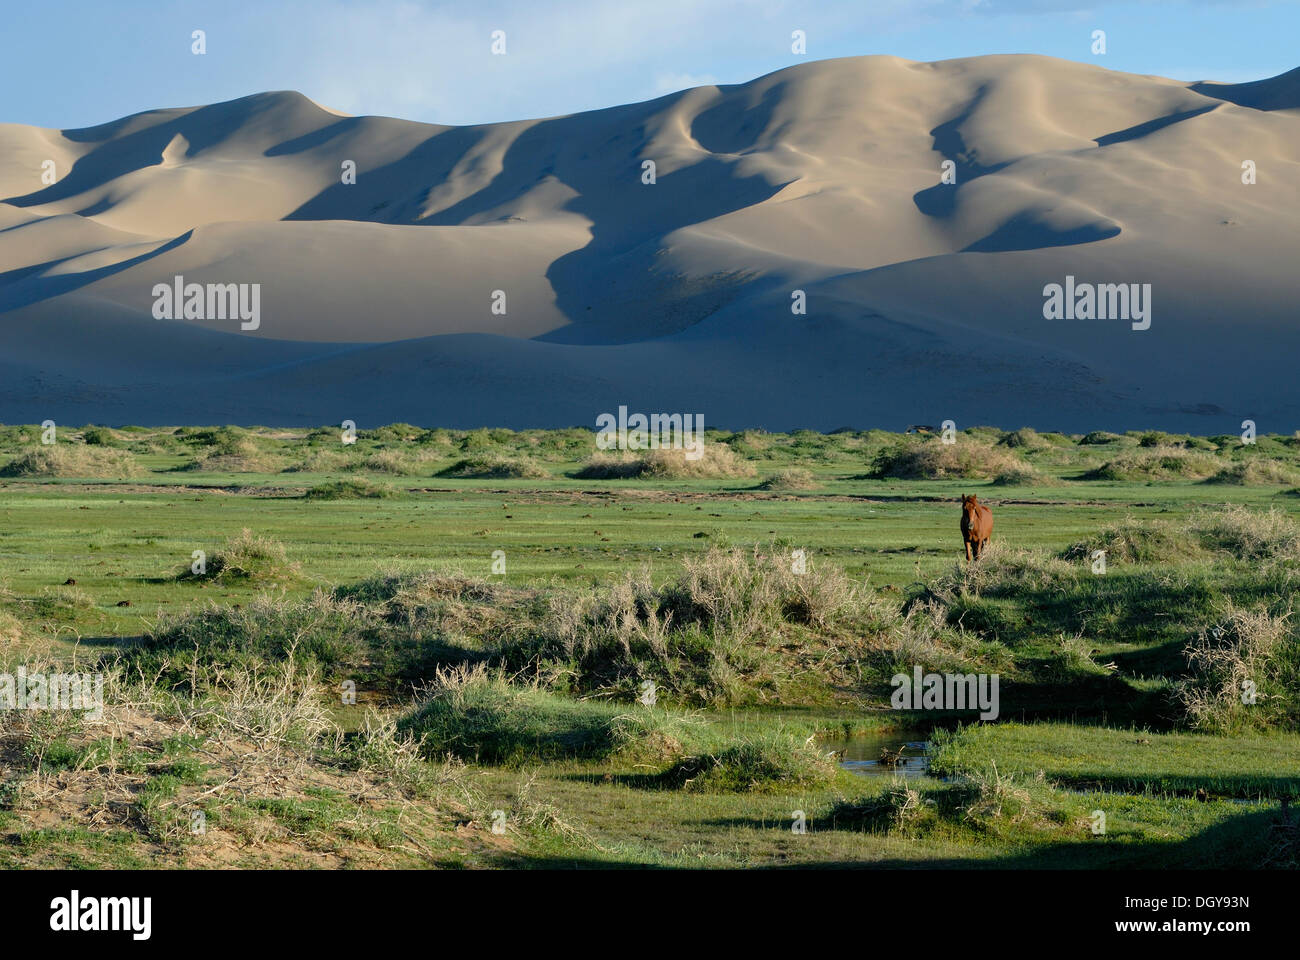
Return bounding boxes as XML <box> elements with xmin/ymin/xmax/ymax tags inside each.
<box><xmin>2</xmin><ymin>54</ymin><xmax>1297</xmax><ymax>429</ymax></box>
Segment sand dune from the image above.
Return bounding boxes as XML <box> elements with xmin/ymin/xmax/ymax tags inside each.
<box><xmin>2</xmin><ymin>54</ymin><xmax>1297</xmax><ymax>429</ymax></box>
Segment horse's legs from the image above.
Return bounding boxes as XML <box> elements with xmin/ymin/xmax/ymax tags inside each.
<box><xmin>965</xmin><ymin>539</ymin><xmax>972</xmax><ymax>562</ymax></box>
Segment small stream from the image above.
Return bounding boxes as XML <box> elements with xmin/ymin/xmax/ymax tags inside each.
<box><xmin>821</xmin><ymin>729</ymin><xmax>934</xmax><ymax>779</ymax></box>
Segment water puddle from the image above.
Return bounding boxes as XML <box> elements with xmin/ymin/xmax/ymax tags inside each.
<box><xmin>821</xmin><ymin>730</ymin><xmax>933</xmax><ymax>779</ymax></box>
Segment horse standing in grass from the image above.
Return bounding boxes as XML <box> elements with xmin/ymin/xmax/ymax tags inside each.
<box><xmin>960</xmin><ymin>494</ymin><xmax>993</xmax><ymax>561</ymax></box>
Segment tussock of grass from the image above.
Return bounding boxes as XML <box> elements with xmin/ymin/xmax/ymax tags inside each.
<box><xmin>1177</xmin><ymin>605</ymin><xmax>1298</xmax><ymax>733</ymax></box>
<box><xmin>827</xmin><ymin>785</ymin><xmax>925</xmax><ymax>833</ymax></box>
<box><xmin>572</xmin><ymin>452</ymin><xmax>643</xmax><ymax>479</ymax></box>
<box><xmin>1061</xmin><ymin>506</ymin><xmax>1300</xmax><ymax>565</ymax></box>
<box><xmin>1192</xmin><ymin>504</ymin><xmax>1300</xmax><ymax>561</ymax></box>
<box><xmin>327</xmin><ymin>711</ymin><xmax>478</xmax><ymax>801</ymax></box>
<box><xmin>176</xmin><ymin>430</ymin><xmax>284</xmax><ymax>473</ymax></box>
<box><xmin>0</xmin><ymin>445</ymin><xmax>141</xmax><ymax>479</ymax></box>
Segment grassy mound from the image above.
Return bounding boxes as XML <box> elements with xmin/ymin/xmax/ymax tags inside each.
<box><xmin>183</xmin><ymin>529</ymin><xmax>301</xmax><ymax>584</ymax></box>
<box><xmin>998</xmin><ymin>427</ymin><xmax>1046</xmax><ymax>450</ymax></box>
<box><xmin>124</xmin><ymin>591</ymin><xmax>369</xmax><ymax>686</ymax></box>
<box><xmin>1083</xmin><ymin>446</ymin><xmax>1220</xmax><ymax>481</ymax></box>
<box><xmin>282</xmin><ymin>449</ymin><xmax>357</xmax><ymax>473</ymax></box>
<box><xmin>177</xmin><ymin>429</ymin><xmax>284</xmax><ymax>473</ymax></box>
<box><xmin>397</xmin><ymin>666</ymin><xmax>690</xmax><ymax>763</ymax></box>
<box><xmin>437</xmin><ymin>456</ymin><xmax>548</xmax><ymax>479</ymax></box>
<box><xmin>756</xmin><ymin>468</ymin><xmax>820</xmax><ymax>491</ymax></box>
<box><xmin>179</xmin><ymin>453</ymin><xmax>286</xmax><ymax>473</ymax></box>
<box><xmin>498</xmin><ymin>549</ymin><xmax>847</xmax><ymax>702</ymax></box>
<box><xmin>575</xmin><ymin>445</ymin><xmax>755</xmax><ymax>480</ymax></box>
<box><xmin>991</xmin><ymin>465</ymin><xmax>1056</xmax><ymax>486</ymax></box>
<box><xmin>304</xmin><ymin>479</ymin><xmax>396</xmax><ymax>500</ymax></box>
<box><xmin>1204</xmin><ymin>460</ymin><xmax>1300</xmax><ymax>486</ymax></box>
<box><xmin>356</xmin><ymin>449</ymin><xmax>437</xmax><ymax>475</ymax></box>
<box><xmin>80</xmin><ymin>426</ymin><xmax>125</xmax><ymax>447</ymax></box>
<box><xmin>826</xmin><ymin>766</ymin><xmax>1088</xmax><ymax>841</ymax></box>
<box><xmin>0</xmin><ymin>445</ymin><xmax>141</xmax><ymax>479</ymax></box>
<box><xmin>1192</xmin><ymin>504</ymin><xmax>1300</xmax><ymax>561</ymax></box>
<box><xmin>655</xmin><ymin>733</ymin><xmax>837</xmax><ymax>792</ymax></box>
<box><xmin>1062</xmin><ymin>516</ymin><xmax>1202</xmax><ymax>564</ymax></box>
<box><xmin>870</xmin><ymin>440</ymin><xmax>1026</xmax><ymax>480</ymax></box>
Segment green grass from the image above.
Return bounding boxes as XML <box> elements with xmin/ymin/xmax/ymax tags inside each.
<box><xmin>933</xmin><ymin>722</ymin><xmax>1300</xmax><ymax>798</ymax></box>
<box><xmin>2</xmin><ymin>424</ymin><xmax>1300</xmax><ymax>868</ymax></box>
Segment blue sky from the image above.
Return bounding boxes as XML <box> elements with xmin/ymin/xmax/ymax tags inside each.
<box><xmin>2</xmin><ymin>0</ymin><xmax>1296</xmax><ymax>129</ymax></box>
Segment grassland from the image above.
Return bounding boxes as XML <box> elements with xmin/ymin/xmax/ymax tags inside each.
<box><xmin>0</xmin><ymin>422</ymin><xmax>1297</xmax><ymax>869</ymax></box>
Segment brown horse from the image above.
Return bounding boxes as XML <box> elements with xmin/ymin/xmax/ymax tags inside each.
<box><xmin>960</xmin><ymin>494</ymin><xmax>993</xmax><ymax>561</ymax></box>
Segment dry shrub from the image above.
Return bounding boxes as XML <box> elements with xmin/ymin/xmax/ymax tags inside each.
<box><xmin>176</xmin><ymin>658</ymin><xmax>333</xmax><ymax>751</ymax></box>
<box><xmin>0</xmin><ymin>609</ymin><xmax>23</xmax><ymax>646</ymax></box>
<box><xmin>1177</xmin><ymin>605</ymin><xmax>1297</xmax><ymax>732</ymax></box>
